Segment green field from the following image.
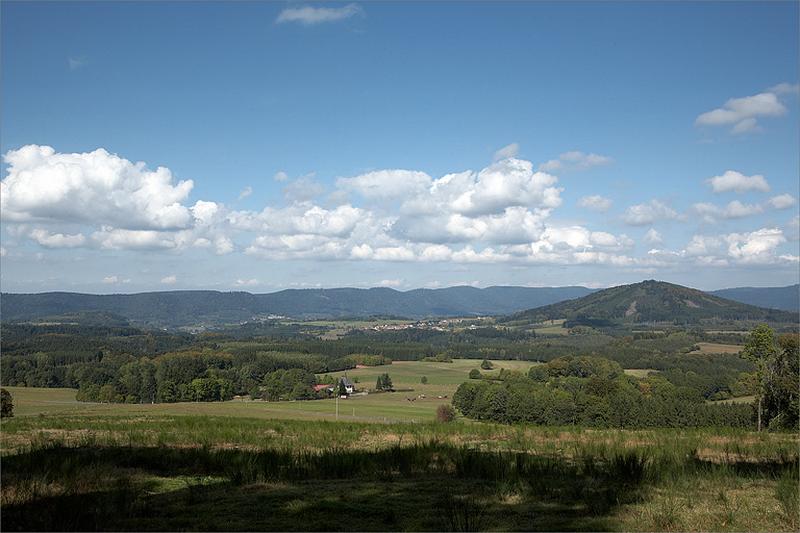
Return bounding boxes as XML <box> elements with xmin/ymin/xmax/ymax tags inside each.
<box><xmin>707</xmin><ymin>395</ymin><xmax>758</xmax><ymax>405</ymax></box>
<box><xmin>622</xmin><ymin>368</ymin><xmax>660</xmax><ymax>378</ymax></box>
<box><xmin>689</xmin><ymin>342</ymin><xmax>744</xmax><ymax>355</ymax></box>
<box><xmin>2</xmin><ymin>359</ymin><xmax>540</xmax><ymax>423</ymax></box>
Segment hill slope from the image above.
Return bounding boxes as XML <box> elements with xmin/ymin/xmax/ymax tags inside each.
<box><xmin>505</xmin><ymin>280</ymin><xmax>797</xmax><ymax>325</ymax></box>
<box><xmin>0</xmin><ymin>285</ymin><xmax>596</xmax><ymax>326</ymax></box>
<box><xmin>709</xmin><ymin>285</ymin><xmax>799</xmax><ymax>312</ymax></box>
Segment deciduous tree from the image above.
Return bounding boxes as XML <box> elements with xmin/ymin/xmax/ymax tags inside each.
<box><xmin>742</xmin><ymin>324</ymin><xmax>778</xmax><ymax>431</ymax></box>
<box><xmin>1</xmin><ymin>388</ymin><xmax>13</xmax><ymax>418</ymax></box>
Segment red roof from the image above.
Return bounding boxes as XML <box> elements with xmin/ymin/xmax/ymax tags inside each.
<box><xmin>313</xmin><ymin>384</ymin><xmax>332</xmax><ymax>392</ymax></box>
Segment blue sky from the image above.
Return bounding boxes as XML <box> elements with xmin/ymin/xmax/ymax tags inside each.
<box><xmin>1</xmin><ymin>1</ymin><xmax>798</xmax><ymax>293</ymax></box>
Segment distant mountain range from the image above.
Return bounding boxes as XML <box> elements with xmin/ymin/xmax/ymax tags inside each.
<box><xmin>709</xmin><ymin>285</ymin><xmax>799</xmax><ymax>314</ymax></box>
<box><xmin>0</xmin><ymin>285</ymin><xmax>595</xmax><ymax>326</ymax></box>
<box><xmin>1</xmin><ymin>282</ymin><xmax>796</xmax><ymax>327</ymax></box>
<box><xmin>505</xmin><ymin>280</ymin><xmax>797</xmax><ymax>326</ymax></box>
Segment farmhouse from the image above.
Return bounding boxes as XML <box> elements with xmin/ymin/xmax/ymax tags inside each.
<box><xmin>340</xmin><ymin>377</ymin><xmax>355</xmax><ymax>394</ymax></box>
<box><xmin>313</xmin><ymin>377</ymin><xmax>355</xmax><ymax>395</ymax></box>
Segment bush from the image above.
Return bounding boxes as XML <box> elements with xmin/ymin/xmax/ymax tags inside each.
<box><xmin>420</xmin><ymin>376</ymin><xmax>428</xmax><ymax>384</ymax></box>
<box><xmin>1</xmin><ymin>388</ymin><xmax>13</xmax><ymax>418</ymax></box>
<box><xmin>469</xmin><ymin>369</ymin><xmax>481</xmax><ymax>379</ymax></box>
<box><xmin>528</xmin><ymin>366</ymin><xmax>548</xmax><ymax>382</ymax></box>
<box><xmin>436</xmin><ymin>404</ymin><xmax>456</xmax><ymax>423</ymax></box>
<box><xmin>480</xmin><ymin>359</ymin><xmax>493</xmax><ymax>370</ymax></box>
<box><xmin>423</xmin><ymin>353</ymin><xmax>453</xmax><ymax>363</ymax></box>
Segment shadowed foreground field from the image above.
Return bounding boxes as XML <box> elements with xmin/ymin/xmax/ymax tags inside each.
<box><xmin>1</xmin><ymin>387</ymin><xmax>798</xmax><ymax>531</ymax></box>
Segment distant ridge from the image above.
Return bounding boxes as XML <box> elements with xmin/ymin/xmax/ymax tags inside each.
<box><xmin>0</xmin><ymin>285</ymin><xmax>596</xmax><ymax>326</ymax></box>
<box><xmin>505</xmin><ymin>280</ymin><xmax>797</xmax><ymax>326</ymax></box>
<box><xmin>3</xmin><ymin>282</ymin><xmax>797</xmax><ymax>327</ymax></box>
<box><xmin>709</xmin><ymin>284</ymin><xmax>799</xmax><ymax>312</ymax></box>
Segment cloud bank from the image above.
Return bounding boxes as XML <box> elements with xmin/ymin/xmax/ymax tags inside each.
<box><xmin>2</xmin><ymin>145</ymin><xmax>797</xmax><ymax>273</ymax></box>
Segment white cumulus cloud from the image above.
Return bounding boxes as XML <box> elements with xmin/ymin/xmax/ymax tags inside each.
<box><xmin>769</xmin><ymin>194</ymin><xmax>796</xmax><ymax>210</ymax></box>
<box><xmin>28</xmin><ymin>229</ymin><xmax>87</xmax><ymax>249</ymax></box>
<box><xmin>337</xmin><ymin>169</ymin><xmax>432</xmax><ymax>200</ymax></box>
<box><xmin>578</xmin><ymin>195</ymin><xmax>612</xmax><ymax>212</ymax></box>
<box><xmin>623</xmin><ymin>200</ymin><xmax>679</xmax><ymax>226</ymax></box>
<box><xmin>696</xmin><ymin>90</ymin><xmax>787</xmax><ymax>134</ymax></box>
<box><xmin>725</xmin><ymin>228</ymin><xmax>789</xmax><ymax>264</ymax></box>
<box><xmin>643</xmin><ymin>228</ymin><xmax>663</xmax><ymax>244</ymax></box>
<box><xmin>493</xmin><ymin>142</ymin><xmax>519</xmax><ymax>161</ymax></box>
<box><xmin>2</xmin><ymin>145</ymin><xmax>195</xmax><ymax>230</ymax></box>
<box><xmin>283</xmin><ymin>176</ymin><xmax>325</xmax><ymax>202</ymax></box>
<box><xmin>276</xmin><ymin>3</ymin><xmax>362</xmax><ymax>25</ymax></box>
<box><xmin>767</xmin><ymin>82</ymin><xmax>800</xmax><ymax>95</ymax></box>
<box><xmin>707</xmin><ymin>170</ymin><xmax>770</xmax><ymax>193</ymax></box>
<box><xmin>539</xmin><ymin>151</ymin><xmax>613</xmax><ymax>173</ymax></box>
<box><xmin>448</xmin><ymin>158</ymin><xmax>562</xmax><ymax>215</ymax></box>
<box><xmin>691</xmin><ymin>200</ymin><xmax>763</xmax><ymax>222</ymax></box>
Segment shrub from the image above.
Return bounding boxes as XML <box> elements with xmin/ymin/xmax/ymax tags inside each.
<box><xmin>1</xmin><ymin>388</ymin><xmax>13</xmax><ymax>418</ymax></box>
<box><xmin>469</xmin><ymin>369</ymin><xmax>481</xmax><ymax>379</ymax></box>
<box><xmin>437</xmin><ymin>404</ymin><xmax>456</xmax><ymax>423</ymax></box>
<box><xmin>528</xmin><ymin>366</ymin><xmax>548</xmax><ymax>382</ymax></box>
<box><xmin>480</xmin><ymin>359</ymin><xmax>493</xmax><ymax>370</ymax></box>
<box><xmin>420</xmin><ymin>376</ymin><xmax>428</xmax><ymax>384</ymax></box>
<box><xmin>423</xmin><ymin>353</ymin><xmax>453</xmax><ymax>363</ymax></box>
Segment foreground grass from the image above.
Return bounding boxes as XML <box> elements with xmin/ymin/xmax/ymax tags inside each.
<box><xmin>1</xmin><ymin>410</ymin><xmax>798</xmax><ymax>531</ymax></box>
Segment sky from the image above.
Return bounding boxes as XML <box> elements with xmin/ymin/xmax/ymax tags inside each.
<box><xmin>1</xmin><ymin>1</ymin><xmax>799</xmax><ymax>294</ymax></box>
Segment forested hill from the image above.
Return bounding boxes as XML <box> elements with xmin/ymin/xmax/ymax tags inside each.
<box><xmin>505</xmin><ymin>280</ymin><xmax>797</xmax><ymax>326</ymax></box>
<box><xmin>709</xmin><ymin>284</ymin><xmax>799</xmax><ymax>312</ymax></box>
<box><xmin>0</xmin><ymin>285</ymin><xmax>595</xmax><ymax>326</ymax></box>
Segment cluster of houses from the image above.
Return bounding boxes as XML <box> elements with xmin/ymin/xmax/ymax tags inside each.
<box><xmin>313</xmin><ymin>377</ymin><xmax>355</xmax><ymax>396</ymax></box>
<box><xmin>365</xmin><ymin>317</ymin><xmax>491</xmax><ymax>333</ymax></box>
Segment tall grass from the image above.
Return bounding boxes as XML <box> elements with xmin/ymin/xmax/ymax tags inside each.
<box><xmin>2</xmin><ymin>414</ymin><xmax>798</xmax><ymax>531</ymax></box>
<box><xmin>776</xmin><ymin>468</ymin><xmax>800</xmax><ymax>529</ymax></box>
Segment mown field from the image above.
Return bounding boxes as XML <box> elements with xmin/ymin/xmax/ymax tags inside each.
<box><xmin>689</xmin><ymin>342</ymin><xmax>744</xmax><ymax>355</ymax></box>
<box><xmin>2</xmin><ymin>359</ymin><xmax>539</xmax><ymax>423</ymax></box>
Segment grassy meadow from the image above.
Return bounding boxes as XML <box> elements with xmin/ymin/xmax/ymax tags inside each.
<box><xmin>689</xmin><ymin>342</ymin><xmax>744</xmax><ymax>355</ymax></box>
<box><xmin>1</xmin><ymin>359</ymin><xmax>797</xmax><ymax>531</ymax></box>
<box><xmin>2</xmin><ymin>359</ymin><xmax>540</xmax><ymax>423</ymax></box>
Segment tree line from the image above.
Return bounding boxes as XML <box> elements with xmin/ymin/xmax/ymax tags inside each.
<box><xmin>453</xmin><ymin>355</ymin><xmax>755</xmax><ymax>428</ymax></box>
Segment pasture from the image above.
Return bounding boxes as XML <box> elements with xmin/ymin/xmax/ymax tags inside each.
<box><xmin>1</xmin><ymin>359</ymin><xmax>541</xmax><ymax>424</ymax></box>
<box><xmin>622</xmin><ymin>368</ymin><xmax>660</xmax><ymax>378</ymax></box>
<box><xmin>689</xmin><ymin>342</ymin><xmax>744</xmax><ymax>355</ymax></box>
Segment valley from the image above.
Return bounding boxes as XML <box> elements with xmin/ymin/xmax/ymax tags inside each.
<box><xmin>1</xmin><ymin>280</ymin><xmax>797</xmax><ymax>531</ymax></box>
